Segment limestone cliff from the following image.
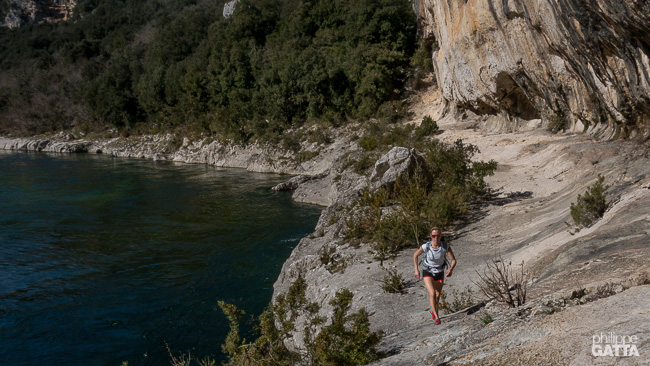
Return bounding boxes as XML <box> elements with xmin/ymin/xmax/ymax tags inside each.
<box><xmin>414</xmin><ymin>0</ymin><xmax>650</xmax><ymax>139</ymax></box>
<box><xmin>1</xmin><ymin>0</ymin><xmax>75</xmax><ymax>28</ymax></box>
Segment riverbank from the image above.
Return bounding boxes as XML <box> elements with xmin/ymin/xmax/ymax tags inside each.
<box><xmin>0</xmin><ymin>128</ymin><xmax>355</xmax><ymax>206</ymax></box>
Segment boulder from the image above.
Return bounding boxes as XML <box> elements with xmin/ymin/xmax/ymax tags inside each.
<box><xmin>272</xmin><ymin>175</ymin><xmax>313</xmax><ymax>191</ymax></box>
<box><xmin>222</xmin><ymin>0</ymin><xmax>239</xmax><ymax>18</ymax></box>
<box><xmin>369</xmin><ymin>146</ymin><xmax>429</xmax><ymax>191</ymax></box>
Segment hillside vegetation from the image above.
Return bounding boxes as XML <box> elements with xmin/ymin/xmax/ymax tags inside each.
<box><xmin>0</xmin><ymin>0</ymin><xmax>421</xmax><ymax>140</ymax></box>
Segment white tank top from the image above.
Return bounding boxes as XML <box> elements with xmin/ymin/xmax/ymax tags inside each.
<box><xmin>421</xmin><ymin>240</ymin><xmax>448</xmax><ymax>273</ymax></box>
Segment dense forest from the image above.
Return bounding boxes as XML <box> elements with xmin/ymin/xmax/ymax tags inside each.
<box><xmin>0</xmin><ymin>0</ymin><xmax>427</xmax><ymax>141</ymax></box>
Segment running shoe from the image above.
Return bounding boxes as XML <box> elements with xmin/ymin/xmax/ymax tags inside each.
<box><xmin>429</xmin><ymin>309</ymin><xmax>437</xmax><ymax>322</ymax></box>
<box><xmin>434</xmin><ymin>318</ymin><xmax>441</xmax><ymax>325</ymax></box>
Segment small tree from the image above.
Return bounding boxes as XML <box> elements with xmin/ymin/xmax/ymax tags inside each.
<box><xmin>570</xmin><ymin>175</ymin><xmax>609</xmax><ymax>229</ymax></box>
<box><xmin>379</xmin><ymin>267</ymin><xmax>407</xmax><ymax>294</ymax></box>
<box><xmin>309</xmin><ymin>289</ymin><xmax>383</xmax><ymax>365</ymax></box>
<box><xmin>415</xmin><ymin>115</ymin><xmax>438</xmax><ymax>138</ymax></box>
<box><xmin>219</xmin><ymin>277</ymin><xmax>383</xmax><ymax>365</ymax></box>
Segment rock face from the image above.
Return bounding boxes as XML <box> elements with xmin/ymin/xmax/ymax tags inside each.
<box><xmin>370</xmin><ymin>146</ymin><xmax>430</xmax><ymax>191</ymax></box>
<box><xmin>1</xmin><ymin>0</ymin><xmax>75</xmax><ymax>28</ymax></box>
<box><xmin>0</xmin><ymin>136</ymin><xmax>90</xmax><ymax>152</ymax></box>
<box><xmin>414</xmin><ymin>0</ymin><xmax>650</xmax><ymax>138</ymax></box>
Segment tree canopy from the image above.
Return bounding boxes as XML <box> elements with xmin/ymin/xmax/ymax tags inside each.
<box><xmin>0</xmin><ymin>0</ymin><xmax>419</xmax><ymax>140</ymax></box>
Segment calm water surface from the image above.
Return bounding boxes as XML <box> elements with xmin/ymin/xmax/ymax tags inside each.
<box><xmin>0</xmin><ymin>151</ymin><xmax>321</xmax><ymax>365</ymax></box>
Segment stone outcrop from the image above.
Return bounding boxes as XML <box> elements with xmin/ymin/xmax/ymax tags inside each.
<box><xmin>413</xmin><ymin>0</ymin><xmax>650</xmax><ymax>138</ymax></box>
<box><xmin>0</xmin><ymin>132</ymin><xmax>343</xmax><ymax>176</ymax></box>
<box><xmin>369</xmin><ymin>146</ymin><xmax>430</xmax><ymax>191</ymax></box>
<box><xmin>222</xmin><ymin>0</ymin><xmax>239</xmax><ymax>18</ymax></box>
<box><xmin>1</xmin><ymin>0</ymin><xmax>75</xmax><ymax>28</ymax></box>
<box><xmin>0</xmin><ymin>136</ymin><xmax>90</xmax><ymax>153</ymax></box>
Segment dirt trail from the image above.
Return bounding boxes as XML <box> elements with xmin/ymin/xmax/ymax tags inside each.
<box><xmin>367</xmin><ymin>87</ymin><xmax>650</xmax><ymax>365</ymax></box>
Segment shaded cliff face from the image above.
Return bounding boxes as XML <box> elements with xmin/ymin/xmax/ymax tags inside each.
<box><xmin>414</xmin><ymin>0</ymin><xmax>650</xmax><ymax>139</ymax></box>
<box><xmin>1</xmin><ymin>0</ymin><xmax>75</xmax><ymax>28</ymax></box>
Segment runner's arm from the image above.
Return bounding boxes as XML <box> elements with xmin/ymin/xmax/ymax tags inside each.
<box><xmin>413</xmin><ymin>247</ymin><xmax>423</xmax><ymax>279</ymax></box>
<box><xmin>446</xmin><ymin>247</ymin><xmax>457</xmax><ymax>277</ymax></box>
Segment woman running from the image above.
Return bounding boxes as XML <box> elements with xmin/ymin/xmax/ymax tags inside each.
<box><xmin>413</xmin><ymin>227</ymin><xmax>456</xmax><ymax>325</ymax></box>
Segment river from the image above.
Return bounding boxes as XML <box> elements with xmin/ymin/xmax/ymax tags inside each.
<box><xmin>0</xmin><ymin>151</ymin><xmax>321</xmax><ymax>365</ymax></box>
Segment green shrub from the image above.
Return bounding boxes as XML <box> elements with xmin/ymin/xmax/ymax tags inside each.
<box><xmin>353</xmin><ymin>154</ymin><xmax>377</xmax><ymax>175</ymax></box>
<box><xmin>281</xmin><ymin>134</ymin><xmax>302</xmax><ymax>153</ymax></box>
<box><xmin>306</xmin><ymin>127</ymin><xmax>332</xmax><ymax>145</ymax></box>
<box><xmin>379</xmin><ymin>267</ymin><xmax>407</xmax><ymax>294</ymax></box>
<box><xmin>415</xmin><ymin>115</ymin><xmax>438</xmax><ymax>138</ymax></box>
<box><xmin>481</xmin><ymin>313</ymin><xmax>493</xmax><ymax>325</ymax></box>
<box><xmin>377</xmin><ymin>100</ymin><xmax>409</xmax><ymax>124</ymax></box>
<box><xmin>345</xmin><ymin>139</ymin><xmax>497</xmax><ymax>257</ymax></box>
<box><xmin>570</xmin><ymin>175</ymin><xmax>609</xmax><ymax>229</ymax></box>
<box><xmin>410</xmin><ymin>39</ymin><xmax>434</xmax><ymax>74</ymax></box>
<box><xmin>307</xmin><ymin>289</ymin><xmax>383</xmax><ymax>365</ymax></box>
<box><xmin>319</xmin><ymin>245</ymin><xmax>347</xmax><ymax>274</ymax></box>
<box><xmin>439</xmin><ymin>286</ymin><xmax>475</xmax><ymax>314</ymax></box>
<box><xmin>219</xmin><ymin>277</ymin><xmax>383</xmax><ymax>366</ymax></box>
<box><xmin>359</xmin><ymin>136</ymin><xmax>379</xmax><ymax>151</ymax></box>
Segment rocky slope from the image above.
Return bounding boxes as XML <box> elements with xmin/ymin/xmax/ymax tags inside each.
<box><xmin>1</xmin><ymin>0</ymin><xmax>75</xmax><ymax>28</ymax></box>
<box><xmin>271</xmin><ymin>87</ymin><xmax>650</xmax><ymax>364</ymax></box>
<box><xmin>413</xmin><ymin>0</ymin><xmax>650</xmax><ymax>139</ymax></box>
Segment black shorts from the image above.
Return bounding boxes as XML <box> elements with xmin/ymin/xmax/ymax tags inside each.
<box><xmin>422</xmin><ymin>269</ymin><xmax>444</xmax><ymax>282</ymax></box>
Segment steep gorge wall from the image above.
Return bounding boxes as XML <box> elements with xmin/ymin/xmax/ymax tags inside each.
<box><xmin>414</xmin><ymin>0</ymin><xmax>650</xmax><ymax>139</ymax></box>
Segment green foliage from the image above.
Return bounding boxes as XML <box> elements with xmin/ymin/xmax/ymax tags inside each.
<box><xmin>379</xmin><ymin>267</ymin><xmax>406</xmax><ymax>294</ymax></box>
<box><xmin>353</xmin><ymin>153</ymin><xmax>378</xmax><ymax>175</ymax></box>
<box><xmin>439</xmin><ymin>286</ymin><xmax>475</xmax><ymax>314</ymax></box>
<box><xmin>308</xmin><ymin>289</ymin><xmax>383</xmax><ymax>365</ymax></box>
<box><xmin>377</xmin><ymin>100</ymin><xmax>409</xmax><ymax>124</ymax></box>
<box><xmin>415</xmin><ymin>115</ymin><xmax>438</xmax><ymax>138</ymax></box>
<box><xmin>410</xmin><ymin>39</ymin><xmax>434</xmax><ymax>74</ymax></box>
<box><xmin>305</xmin><ymin>126</ymin><xmax>332</xmax><ymax>145</ymax></box>
<box><xmin>0</xmin><ymin>0</ymin><xmax>418</xmax><ymax>138</ymax></box>
<box><xmin>218</xmin><ymin>277</ymin><xmax>383</xmax><ymax>365</ymax></box>
<box><xmin>481</xmin><ymin>313</ymin><xmax>493</xmax><ymax>325</ymax></box>
<box><xmin>570</xmin><ymin>175</ymin><xmax>609</xmax><ymax>229</ymax></box>
<box><xmin>345</xmin><ymin>138</ymin><xmax>497</xmax><ymax>257</ymax></box>
<box><xmin>361</xmin><ymin>120</ymin><xmax>416</xmax><ymax>149</ymax></box>
<box><xmin>319</xmin><ymin>245</ymin><xmax>347</xmax><ymax>273</ymax></box>
<box><xmin>359</xmin><ymin>136</ymin><xmax>379</xmax><ymax>151</ymax></box>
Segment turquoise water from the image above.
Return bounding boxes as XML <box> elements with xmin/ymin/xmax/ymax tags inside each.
<box><xmin>0</xmin><ymin>151</ymin><xmax>321</xmax><ymax>365</ymax></box>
